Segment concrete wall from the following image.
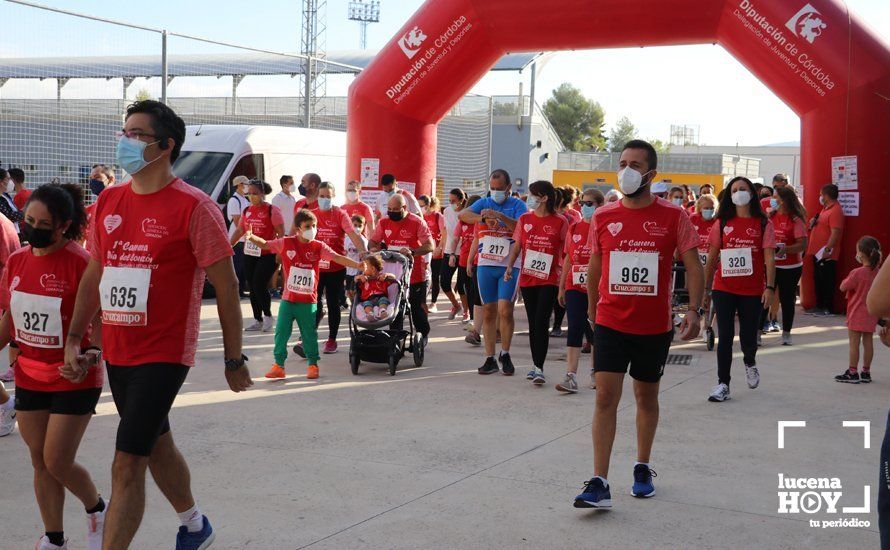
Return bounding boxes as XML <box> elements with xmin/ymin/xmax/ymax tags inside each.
<box><xmin>490</xmin><ymin>111</ymin><xmax>563</xmax><ymax>195</ymax></box>
<box><xmin>669</xmin><ymin>144</ymin><xmax>801</xmax><ymax>186</ymax></box>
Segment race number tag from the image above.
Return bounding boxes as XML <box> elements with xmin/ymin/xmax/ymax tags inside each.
<box><xmin>99</xmin><ymin>266</ymin><xmax>151</xmax><ymax>326</ymax></box>
<box><xmin>11</xmin><ymin>291</ymin><xmax>63</xmax><ymax>349</ymax></box>
<box><xmin>698</xmin><ymin>252</ymin><xmax>708</xmax><ymax>266</ymax></box>
<box><xmin>775</xmin><ymin>242</ymin><xmax>787</xmax><ymax>260</ymax></box>
<box><xmin>720</xmin><ymin>248</ymin><xmax>753</xmax><ymax>277</ymax></box>
<box><xmin>244</xmin><ymin>240</ymin><xmax>262</xmax><ymax>257</ymax></box>
<box><xmin>609</xmin><ymin>251</ymin><xmax>658</xmax><ymax>295</ymax></box>
<box><xmin>480</xmin><ymin>236</ymin><xmax>510</xmax><ymax>262</ymax></box>
<box><xmin>319</xmin><ymin>259</ymin><xmax>331</xmax><ymax>270</ymax></box>
<box><xmin>522</xmin><ymin>249</ymin><xmax>554</xmax><ymax>279</ymax></box>
<box><xmin>571</xmin><ymin>264</ymin><xmax>588</xmax><ymax>286</ymax></box>
<box><xmin>286</xmin><ymin>267</ymin><xmax>315</xmax><ymax>295</ymax></box>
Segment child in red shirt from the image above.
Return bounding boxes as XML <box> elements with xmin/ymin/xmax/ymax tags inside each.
<box><xmin>355</xmin><ymin>255</ymin><xmax>398</xmax><ymax>321</ymax></box>
<box><xmin>835</xmin><ymin>236</ymin><xmax>882</xmax><ymax>384</ymax></box>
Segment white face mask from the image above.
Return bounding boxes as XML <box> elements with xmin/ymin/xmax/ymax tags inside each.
<box><xmin>301</xmin><ymin>227</ymin><xmax>317</xmax><ymax>241</ymax></box>
<box><xmin>819</xmin><ymin>196</ymin><xmax>826</xmax><ymax>206</ymax></box>
<box><xmin>701</xmin><ymin>208</ymin><xmax>715</xmax><ymax>220</ymax></box>
<box><xmin>5</xmin><ymin>181</ymin><xmax>14</xmax><ymax>194</ymax></box>
<box><xmin>346</xmin><ymin>191</ymin><xmax>358</xmax><ymax>202</ymax></box>
<box><xmin>731</xmin><ymin>190</ymin><xmax>751</xmax><ymax>206</ymax></box>
<box><xmin>617</xmin><ymin>167</ymin><xmax>651</xmax><ymax>195</ymax></box>
<box><xmin>671</xmin><ymin>198</ymin><xmax>683</xmax><ymax>206</ymax></box>
<box><xmin>287</xmin><ymin>184</ymin><xmax>295</xmax><ymax>194</ymax></box>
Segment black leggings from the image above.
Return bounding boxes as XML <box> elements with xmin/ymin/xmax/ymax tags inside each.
<box><xmin>430</xmin><ymin>257</ymin><xmax>444</xmax><ymax>303</ymax></box>
<box><xmin>813</xmin><ymin>258</ymin><xmax>837</xmax><ymax>312</ymax></box>
<box><xmin>565</xmin><ymin>289</ymin><xmax>594</xmax><ymax>347</ymax></box>
<box><xmin>316</xmin><ymin>269</ymin><xmax>346</xmax><ymax>339</ymax></box>
<box><xmin>760</xmin><ymin>266</ymin><xmax>802</xmax><ymax>333</ymax></box>
<box><xmin>440</xmin><ymin>255</ymin><xmax>458</xmax><ymax>294</ymax></box>
<box><xmin>233</xmin><ymin>242</ymin><xmax>247</xmax><ymax>294</ymax></box>
<box><xmin>410</xmin><ymin>282</ymin><xmax>431</xmax><ymax>336</ymax></box>
<box><xmin>521</xmin><ymin>285</ymin><xmax>559</xmax><ymax>370</ymax></box>
<box><xmin>244</xmin><ymin>254</ymin><xmax>276</xmax><ymax>321</ymax></box>
<box><xmin>552</xmin><ymin>303</ymin><xmax>566</xmax><ymax>331</ymax></box>
<box><xmin>456</xmin><ymin>265</ymin><xmax>477</xmax><ymax>320</ymax></box>
<box><xmin>712</xmin><ymin>290</ymin><xmax>762</xmax><ymax>385</ymax></box>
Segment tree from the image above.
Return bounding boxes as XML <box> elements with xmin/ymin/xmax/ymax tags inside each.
<box><xmin>134</xmin><ymin>88</ymin><xmax>153</xmax><ymax>102</ymax></box>
<box><xmin>608</xmin><ymin>116</ymin><xmax>637</xmax><ymax>152</ymax></box>
<box><xmin>648</xmin><ymin>138</ymin><xmax>669</xmax><ymax>154</ymax></box>
<box><xmin>542</xmin><ymin>83</ymin><xmax>606</xmax><ymax>151</ymax></box>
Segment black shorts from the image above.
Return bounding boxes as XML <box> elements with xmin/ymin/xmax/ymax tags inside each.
<box><xmin>593</xmin><ymin>324</ymin><xmax>673</xmax><ymax>383</ymax></box>
<box><xmin>107</xmin><ymin>363</ymin><xmax>189</xmax><ymax>457</ymax></box>
<box><xmin>14</xmin><ymin>386</ymin><xmax>102</xmax><ymax>415</ymax></box>
<box><xmin>345</xmin><ymin>274</ymin><xmax>356</xmax><ymax>293</ymax></box>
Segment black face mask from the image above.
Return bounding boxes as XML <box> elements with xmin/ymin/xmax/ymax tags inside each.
<box><xmin>89</xmin><ymin>179</ymin><xmax>105</xmax><ymax>198</ymax></box>
<box><xmin>22</xmin><ymin>223</ymin><xmax>56</xmax><ymax>249</ymax></box>
<box><xmin>388</xmin><ymin>211</ymin><xmax>405</xmax><ymax>222</ymax></box>
<box><xmin>298</xmin><ymin>184</ymin><xmax>308</xmax><ymax>196</ymax></box>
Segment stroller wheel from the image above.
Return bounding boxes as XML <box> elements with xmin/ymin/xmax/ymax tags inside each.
<box><xmin>706</xmin><ymin>327</ymin><xmax>715</xmax><ymax>351</ymax></box>
<box><xmin>388</xmin><ymin>352</ymin><xmax>398</xmax><ymax>376</ymax></box>
<box><xmin>412</xmin><ymin>333</ymin><xmax>424</xmax><ymax>367</ymax></box>
<box><xmin>349</xmin><ymin>349</ymin><xmax>360</xmax><ymax>375</ymax></box>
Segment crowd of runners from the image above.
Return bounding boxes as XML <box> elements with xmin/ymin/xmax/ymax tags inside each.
<box><xmin>0</xmin><ymin>100</ymin><xmax>888</xmax><ymax>548</ymax></box>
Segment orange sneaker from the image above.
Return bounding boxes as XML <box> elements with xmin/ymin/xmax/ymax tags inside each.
<box><xmin>265</xmin><ymin>364</ymin><xmax>285</xmax><ymax>379</ymax></box>
<box><xmin>307</xmin><ymin>365</ymin><xmax>319</xmax><ymax>379</ymax></box>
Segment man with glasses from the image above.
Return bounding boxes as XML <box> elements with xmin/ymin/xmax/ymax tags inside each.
<box><xmin>374</xmin><ymin>173</ymin><xmax>422</xmax><ymax>220</ymax></box>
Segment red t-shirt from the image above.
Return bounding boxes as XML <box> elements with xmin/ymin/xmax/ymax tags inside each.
<box><xmin>841</xmin><ymin>266</ymin><xmax>880</xmax><ymax>332</ymax></box>
<box><xmin>13</xmin><ymin>188</ymin><xmax>31</xmax><ymax>211</ymax></box>
<box><xmin>455</xmin><ymin>221</ymin><xmax>474</xmax><ymax>268</ymax></box>
<box><xmin>589</xmin><ymin>198</ymin><xmax>699</xmax><ymax>335</ymax></box>
<box><xmin>689</xmin><ymin>213</ymin><xmax>717</xmax><ymax>265</ymax></box>
<box><xmin>239</xmin><ymin>203</ymin><xmax>284</xmax><ymax>256</ymax></box>
<box><xmin>512</xmin><ymin>212</ymin><xmax>568</xmax><ymax>288</ymax></box>
<box><xmin>424</xmin><ymin>211</ymin><xmax>445</xmax><ymax>259</ymax></box>
<box><xmin>564</xmin><ymin>219</ymin><xmax>592</xmax><ymax>293</ymax></box>
<box><xmin>0</xmin><ymin>215</ymin><xmax>20</xmax><ymax>267</ymax></box>
<box><xmin>360</xmin><ymin>278</ymin><xmax>392</xmax><ymax>301</ymax></box>
<box><xmin>564</xmin><ymin>208</ymin><xmax>582</xmax><ymax>225</ymax></box>
<box><xmin>371</xmin><ymin>213</ymin><xmax>432</xmax><ymax>285</ymax></box>
<box><xmin>708</xmin><ymin>216</ymin><xmax>777</xmax><ymax>297</ymax></box>
<box><xmin>771</xmin><ymin>212</ymin><xmax>807</xmax><ymax>268</ymax></box>
<box><xmin>268</xmin><ymin>237</ymin><xmax>334</xmax><ymax>304</ymax></box>
<box><xmin>806</xmin><ymin>203</ymin><xmax>844</xmax><ymax>261</ymax></box>
<box><xmin>293</xmin><ymin>198</ymin><xmax>318</xmax><ymax>212</ymax></box>
<box><xmin>89</xmin><ymin>178</ymin><xmax>233</xmax><ymax>367</ymax></box>
<box><xmin>342</xmin><ymin>201</ymin><xmax>375</xmax><ymax>237</ymax></box>
<box><xmin>313</xmin><ymin>207</ymin><xmax>354</xmax><ymax>272</ymax></box>
<box><xmin>0</xmin><ymin>242</ymin><xmax>100</xmax><ymax>391</ymax></box>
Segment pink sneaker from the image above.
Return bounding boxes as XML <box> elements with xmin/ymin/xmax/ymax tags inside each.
<box><xmin>449</xmin><ymin>305</ymin><xmax>460</xmax><ymax>320</ymax></box>
<box><xmin>0</xmin><ymin>367</ymin><xmax>13</xmax><ymax>382</ymax></box>
<box><xmin>323</xmin><ymin>339</ymin><xmax>338</xmax><ymax>354</ymax></box>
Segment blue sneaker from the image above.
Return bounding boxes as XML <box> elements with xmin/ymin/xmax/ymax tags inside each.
<box><xmin>526</xmin><ymin>369</ymin><xmax>536</xmax><ymax>380</ymax></box>
<box><xmin>631</xmin><ymin>464</ymin><xmax>657</xmax><ymax>498</ymax></box>
<box><xmin>176</xmin><ymin>515</ymin><xmax>215</xmax><ymax>550</ymax></box>
<box><xmin>574</xmin><ymin>477</ymin><xmax>612</xmax><ymax>508</ymax></box>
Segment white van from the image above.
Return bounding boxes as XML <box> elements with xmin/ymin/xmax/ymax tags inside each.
<box><xmin>172</xmin><ymin>125</ymin><xmax>347</xmax><ymax>209</ymax></box>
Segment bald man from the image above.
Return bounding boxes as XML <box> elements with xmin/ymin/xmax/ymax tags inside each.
<box><xmin>370</xmin><ymin>194</ymin><xmax>435</xmax><ymax>340</ymax></box>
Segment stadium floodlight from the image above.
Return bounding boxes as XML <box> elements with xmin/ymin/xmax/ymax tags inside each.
<box><xmin>347</xmin><ymin>1</ymin><xmax>381</xmax><ymax>50</ymax></box>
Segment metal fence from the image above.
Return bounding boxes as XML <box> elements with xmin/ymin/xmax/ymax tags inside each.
<box><xmin>0</xmin><ymin>0</ymin><xmax>493</xmax><ymax>195</ymax></box>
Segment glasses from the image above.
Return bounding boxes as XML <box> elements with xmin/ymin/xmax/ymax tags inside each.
<box><xmin>116</xmin><ymin>129</ymin><xmax>158</xmax><ymax>141</ymax></box>
<box><xmin>579</xmin><ymin>201</ymin><xmax>595</xmax><ymax>207</ymax></box>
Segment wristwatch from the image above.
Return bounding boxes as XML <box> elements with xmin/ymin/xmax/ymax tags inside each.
<box><xmin>225</xmin><ymin>354</ymin><xmax>249</xmax><ymax>372</ymax></box>
<box><xmin>696</xmin><ymin>307</ymin><xmax>706</xmax><ymax>316</ymax></box>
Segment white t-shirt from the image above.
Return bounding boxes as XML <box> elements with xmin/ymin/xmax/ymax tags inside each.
<box><xmin>345</xmin><ymin>234</ymin><xmax>369</xmax><ymax>276</ymax></box>
<box><xmin>226</xmin><ymin>193</ymin><xmax>250</xmax><ymax>240</ymax></box>
<box><xmin>443</xmin><ymin>205</ymin><xmax>459</xmax><ymax>254</ymax></box>
<box><xmin>375</xmin><ymin>188</ymin><xmax>421</xmax><ymax>218</ymax></box>
<box><xmin>271</xmin><ymin>192</ymin><xmax>297</xmax><ymax>235</ymax></box>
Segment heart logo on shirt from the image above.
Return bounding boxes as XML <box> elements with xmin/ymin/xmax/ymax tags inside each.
<box><xmin>286</xmin><ymin>250</ymin><xmax>296</xmax><ymax>261</ymax></box>
<box><xmin>573</xmin><ymin>234</ymin><xmax>582</xmax><ymax>243</ymax></box>
<box><xmin>724</xmin><ymin>226</ymin><xmax>734</xmax><ymax>235</ymax></box>
<box><xmin>385</xmin><ymin>229</ymin><xmax>392</xmax><ymax>238</ymax></box>
<box><xmin>607</xmin><ymin>222</ymin><xmax>623</xmax><ymax>236</ymax></box>
<box><xmin>104</xmin><ymin>214</ymin><xmax>122</xmax><ymax>234</ymax></box>
<box><xmin>10</xmin><ymin>276</ymin><xmax>20</xmax><ymax>291</ymax></box>
<box><xmin>642</xmin><ymin>222</ymin><xmax>656</xmax><ymax>234</ymax></box>
<box><xmin>524</xmin><ymin>224</ymin><xmax>533</xmax><ymax>233</ymax></box>
<box><xmin>39</xmin><ymin>273</ymin><xmax>56</xmax><ymax>288</ymax></box>
<box><xmin>245</xmin><ymin>212</ymin><xmax>252</xmax><ymax>218</ymax></box>
<box><xmin>746</xmin><ymin>228</ymin><xmax>758</xmax><ymax>237</ymax></box>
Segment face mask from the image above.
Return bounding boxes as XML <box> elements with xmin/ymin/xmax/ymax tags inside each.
<box><xmin>701</xmin><ymin>209</ymin><xmax>715</xmax><ymax>220</ymax></box>
<box><xmin>731</xmin><ymin>190</ymin><xmax>751</xmax><ymax>206</ymax></box>
<box><xmin>617</xmin><ymin>168</ymin><xmax>651</xmax><ymax>196</ymax></box>
<box><xmin>301</xmin><ymin>227</ymin><xmax>317</xmax><ymax>241</ymax></box>
<box><xmin>581</xmin><ymin>205</ymin><xmax>596</xmax><ymax>220</ymax></box>
<box><xmin>526</xmin><ymin>195</ymin><xmax>540</xmax><ymax>210</ymax></box>
<box><xmin>490</xmin><ymin>189</ymin><xmax>507</xmax><ymax>204</ymax></box>
<box><xmin>298</xmin><ymin>184</ymin><xmax>307</xmax><ymax>196</ymax></box>
<box><xmin>384</xmin><ymin>188</ymin><xmax>395</xmax><ymax>197</ymax></box>
<box><xmin>116</xmin><ymin>136</ymin><xmax>160</xmax><ymax>175</ymax></box>
<box><xmin>89</xmin><ymin>179</ymin><xmax>105</xmax><ymax>197</ymax></box>
<box><xmin>287</xmin><ymin>184</ymin><xmax>296</xmax><ymax>194</ymax></box>
<box><xmin>6</xmin><ymin>181</ymin><xmax>15</xmax><ymax>194</ymax></box>
<box><xmin>770</xmin><ymin>198</ymin><xmax>779</xmax><ymax>210</ymax></box>
<box><xmin>388</xmin><ymin>210</ymin><xmax>405</xmax><ymax>222</ymax></box>
<box><xmin>353</xmin><ymin>226</ymin><xmax>363</xmax><ymax>234</ymax></box>
<box><xmin>671</xmin><ymin>198</ymin><xmax>683</xmax><ymax>206</ymax></box>
<box><xmin>819</xmin><ymin>196</ymin><xmax>826</xmax><ymax>206</ymax></box>
<box><xmin>22</xmin><ymin>223</ymin><xmax>56</xmax><ymax>249</ymax></box>
<box><xmin>346</xmin><ymin>191</ymin><xmax>358</xmax><ymax>202</ymax></box>
<box><xmin>318</xmin><ymin>198</ymin><xmax>332</xmax><ymax>211</ymax></box>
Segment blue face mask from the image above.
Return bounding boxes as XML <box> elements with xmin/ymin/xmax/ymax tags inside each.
<box><xmin>701</xmin><ymin>209</ymin><xmax>715</xmax><ymax>220</ymax></box>
<box><xmin>490</xmin><ymin>189</ymin><xmax>507</xmax><ymax>204</ymax></box>
<box><xmin>116</xmin><ymin>136</ymin><xmax>159</xmax><ymax>175</ymax></box>
<box><xmin>318</xmin><ymin>197</ymin><xmax>332</xmax><ymax>211</ymax></box>
<box><xmin>581</xmin><ymin>204</ymin><xmax>596</xmax><ymax>220</ymax></box>
<box><xmin>526</xmin><ymin>195</ymin><xmax>540</xmax><ymax>210</ymax></box>
<box><xmin>89</xmin><ymin>179</ymin><xmax>105</xmax><ymax>197</ymax></box>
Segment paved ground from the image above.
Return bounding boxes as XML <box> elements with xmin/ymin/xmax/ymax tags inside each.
<box><xmin>1</xmin><ymin>300</ymin><xmax>885</xmax><ymax>549</ymax></box>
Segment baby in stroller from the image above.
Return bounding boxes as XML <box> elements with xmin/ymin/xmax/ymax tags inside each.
<box><xmin>355</xmin><ymin>254</ymin><xmax>399</xmax><ymax>322</ymax></box>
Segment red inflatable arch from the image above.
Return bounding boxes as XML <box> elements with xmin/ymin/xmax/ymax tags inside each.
<box><xmin>347</xmin><ymin>0</ymin><xmax>890</xmax><ymax>310</ymax></box>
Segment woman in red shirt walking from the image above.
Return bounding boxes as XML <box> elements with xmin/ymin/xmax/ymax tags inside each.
<box><xmin>763</xmin><ymin>186</ymin><xmax>808</xmax><ymax>345</ymax></box>
<box><xmin>703</xmin><ymin>177</ymin><xmax>776</xmax><ymax>402</ymax></box>
<box><xmin>505</xmin><ymin>180</ymin><xmax>568</xmax><ymax>386</ymax></box>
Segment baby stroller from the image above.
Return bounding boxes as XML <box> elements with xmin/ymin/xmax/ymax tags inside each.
<box><xmin>348</xmin><ymin>251</ymin><xmax>426</xmax><ymax>376</ymax></box>
<box><xmin>671</xmin><ymin>260</ymin><xmax>716</xmax><ymax>351</ymax></box>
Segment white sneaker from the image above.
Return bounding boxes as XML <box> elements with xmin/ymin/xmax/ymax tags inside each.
<box><xmin>262</xmin><ymin>315</ymin><xmax>275</xmax><ymax>332</ymax></box>
<box><xmin>428</xmin><ymin>303</ymin><xmax>438</xmax><ymax>313</ymax></box>
<box><xmin>86</xmin><ymin>506</ymin><xmax>106</xmax><ymax>550</ymax></box>
<box><xmin>0</xmin><ymin>400</ymin><xmax>16</xmax><ymax>437</ymax></box>
<box><xmin>708</xmin><ymin>383</ymin><xmax>731</xmax><ymax>402</ymax></box>
<box><xmin>245</xmin><ymin>320</ymin><xmax>263</xmax><ymax>332</ymax></box>
<box><xmin>36</xmin><ymin>535</ymin><xmax>68</xmax><ymax>550</ymax></box>
<box><xmin>0</xmin><ymin>366</ymin><xmax>13</xmax><ymax>382</ymax></box>
<box><xmin>781</xmin><ymin>332</ymin><xmax>792</xmax><ymax>346</ymax></box>
<box><xmin>746</xmin><ymin>365</ymin><xmax>760</xmax><ymax>389</ymax></box>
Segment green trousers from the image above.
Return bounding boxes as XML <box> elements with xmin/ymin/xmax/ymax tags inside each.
<box><xmin>275</xmin><ymin>300</ymin><xmax>319</xmax><ymax>365</ymax></box>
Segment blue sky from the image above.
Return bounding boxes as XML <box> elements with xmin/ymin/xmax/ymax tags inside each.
<box><xmin>2</xmin><ymin>0</ymin><xmax>888</xmax><ymax>146</ymax></box>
